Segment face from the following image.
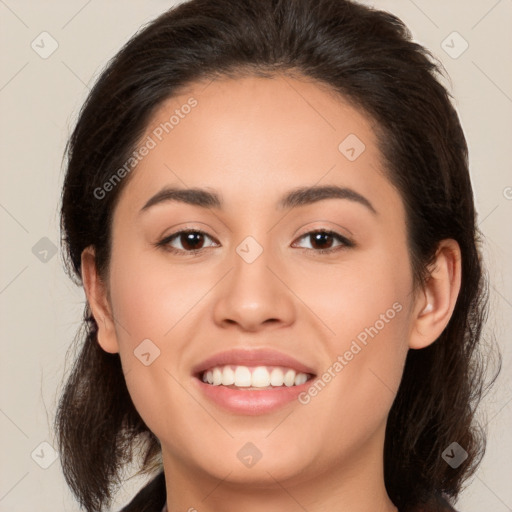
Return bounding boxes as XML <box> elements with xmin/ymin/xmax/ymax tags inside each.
<box><xmin>91</xmin><ymin>74</ymin><xmax>423</xmax><ymax>497</ymax></box>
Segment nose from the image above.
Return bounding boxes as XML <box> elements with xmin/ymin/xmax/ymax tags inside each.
<box><xmin>212</xmin><ymin>241</ymin><xmax>296</xmax><ymax>332</ymax></box>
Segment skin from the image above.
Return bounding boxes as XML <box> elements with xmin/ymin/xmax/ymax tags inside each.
<box><xmin>81</xmin><ymin>74</ymin><xmax>461</xmax><ymax>512</ymax></box>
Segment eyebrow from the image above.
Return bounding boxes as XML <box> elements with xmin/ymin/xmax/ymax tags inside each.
<box><xmin>140</xmin><ymin>185</ymin><xmax>377</xmax><ymax>215</ymax></box>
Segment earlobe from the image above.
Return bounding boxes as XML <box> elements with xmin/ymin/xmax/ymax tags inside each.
<box><xmin>409</xmin><ymin>239</ymin><xmax>462</xmax><ymax>350</ymax></box>
<box><xmin>80</xmin><ymin>246</ymin><xmax>119</xmax><ymax>354</ymax></box>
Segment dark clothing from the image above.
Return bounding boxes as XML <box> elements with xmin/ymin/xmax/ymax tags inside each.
<box><xmin>119</xmin><ymin>470</ymin><xmax>459</xmax><ymax>512</ymax></box>
<box><xmin>119</xmin><ymin>471</ymin><xmax>166</xmax><ymax>512</ymax></box>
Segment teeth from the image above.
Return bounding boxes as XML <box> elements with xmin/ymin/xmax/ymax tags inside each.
<box><xmin>270</xmin><ymin>367</ymin><xmax>284</xmax><ymax>386</ymax></box>
<box><xmin>284</xmin><ymin>369</ymin><xmax>295</xmax><ymax>387</ymax></box>
<box><xmin>222</xmin><ymin>366</ymin><xmax>235</xmax><ymax>385</ymax></box>
<box><xmin>294</xmin><ymin>372</ymin><xmax>308</xmax><ymax>385</ymax></box>
<box><xmin>201</xmin><ymin>365</ymin><xmax>311</xmax><ymax>388</ymax></box>
<box><xmin>234</xmin><ymin>366</ymin><xmax>252</xmax><ymax>387</ymax></box>
<box><xmin>252</xmin><ymin>366</ymin><xmax>270</xmax><ymax>387</ymax></box>
<box><xmin>212</xmin><ymin>367</ymin><xmax>223</xmax><ymax>386</ymax></box>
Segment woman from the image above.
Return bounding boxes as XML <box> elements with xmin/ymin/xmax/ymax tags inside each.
<box><xmin>56</xmin><ymin>0</ymin><xmax>498</xmax><ymax>511</ymax></box>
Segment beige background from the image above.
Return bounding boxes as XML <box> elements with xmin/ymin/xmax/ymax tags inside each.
<box><xmin>0</xmin><ymin>0</ymin><xmax>511</xmax><ymax>510</ymax></box>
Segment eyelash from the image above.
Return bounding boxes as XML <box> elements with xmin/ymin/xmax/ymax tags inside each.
<box><xmin>155</xmin><ymin>229</ymin><xmax>355</xmax><ymax>256</ymax></box>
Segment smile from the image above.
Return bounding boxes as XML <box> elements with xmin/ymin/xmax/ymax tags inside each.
<box><xmin>201</xmin><ymin>364</ymin><xmax>312</xmax><ymax>389</ymax></box>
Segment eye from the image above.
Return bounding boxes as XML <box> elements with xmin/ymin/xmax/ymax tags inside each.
<box><xmin>156</xmin><ymin>228</ymin><xmax>354</xmax><ymax>256</ymax></box>
<box><xmin>292</xmin><ymin>229</ymin><xmax>354</xmax><ymax>254</ymax></box>
<box><xmin>157</xmin><ymin>229</ymin><xmax>219</xmax><ymax>254</ymax></box>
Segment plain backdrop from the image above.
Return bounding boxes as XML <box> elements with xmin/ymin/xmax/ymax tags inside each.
<box><xmin>1</xmin><ymin>1</ymin><xmax>511</xmax><ymax>511</ymax></box>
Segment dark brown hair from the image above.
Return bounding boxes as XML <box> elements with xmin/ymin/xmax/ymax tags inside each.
<box><xmin>56</xmin><ymin>0</ymin><xmax>499</xmax><ymax>510</ymax></box>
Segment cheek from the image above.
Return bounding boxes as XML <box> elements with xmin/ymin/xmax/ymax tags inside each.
<box><xmin>107</xmin><ymin>247</ymin><xmax>202</xmax><ymax>348</ymax></box>
<box><xmin>293</xmin><ymin>243</ymin><xmax>412</xmax><ymax>343</ymax></box>
<box><xmin>297</xmin><ymin>302</ymin><xmax>410</xmax><ymax>467</ymax></box>
<box><xmin>106</xmin><ymin>250</ymin><xmax>200</xmax><ymax>440</ymax></box>
<box><xmin>294</xmin><ymin>246</ymin><xmax>412</xmax><ymax>432</ymax></box>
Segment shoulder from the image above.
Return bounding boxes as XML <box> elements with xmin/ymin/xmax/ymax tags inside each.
<box><xmin>118</xmin><ymin>471</ymin><xmax>166</xmax><ymax>512</ymax></box>
<box><xmin>435</xmin><ymin>493</ymin><xmax>459</xmax><ymax>512</ymax></box>
<box><xmin>414</xmin><ymin>493</ymin><xmax>461</xmax><ymax>512</ymax></box>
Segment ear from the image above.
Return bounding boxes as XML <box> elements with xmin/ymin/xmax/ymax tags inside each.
<box><xmin>81</xmin><ymin>246</ymin><xmax>119</xmax><ymax>354</ymax></box>
<box><xmin>409</xmin><ymin>239</ymin><xmax>462</xmax><ymax>350</ymax></box>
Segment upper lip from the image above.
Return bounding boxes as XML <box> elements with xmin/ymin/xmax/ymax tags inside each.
<box><xmin>192</xmin><ymin>348</ymin><xmax>317</xmax><ymax>377</ymax></box>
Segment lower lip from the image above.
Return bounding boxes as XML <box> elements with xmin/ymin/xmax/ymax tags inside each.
<box><xmin>193</xmin><ymin>376</ymin><xmax>316</xmax><ymax>415</ymax></box>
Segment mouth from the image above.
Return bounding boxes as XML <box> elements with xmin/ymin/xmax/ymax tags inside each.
<box><xmin>191</xmin><ymin>348</ymin><xmax>317</xmax><ymax>415</ymax></box>
<box><xmin>195</xmin><ymin>364</ymin><xmax>315</xmax><ymax>390</ymax></box>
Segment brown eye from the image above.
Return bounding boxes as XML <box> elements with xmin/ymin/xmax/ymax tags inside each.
<box><xmin>309</xmin><ymin>231</ymin><xmax>335</xmax><ymax>250</ymax></box>
<box><xmin>178</xmin><ymin>231</ymin><xmax>206</xmax><ymax>251</ymax></box>
<box><xmin>293</xmin><ymin>230</ymin><xmax>353</xmax><ymax>253</ymax></box>
<box><xmin>158</xmin><ymin>230</ymin><xmax>218</xmax><ymax>254</ymax></box>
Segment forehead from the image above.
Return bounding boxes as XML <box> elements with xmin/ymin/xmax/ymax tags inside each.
<box><xmin>114</xmin><ymin>73</ymin><xmax>402</xmax><ymax>222</ymax></box>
